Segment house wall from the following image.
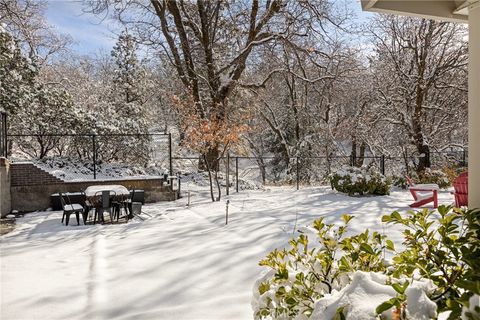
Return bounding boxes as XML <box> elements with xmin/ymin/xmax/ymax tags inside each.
<box><xmin>9</xmin><ymin>162</ymin><xmax>177</xmax><ymax>212</ymax></box>
<box><xmin>469</xmin><ymin>3</ymin><xmax>480</xmax><ymax>208</ymax></box>
<box><xmin>0</xmin><ymin>157</ymin><xmax>11</xmax><ymax>217</ymax></box>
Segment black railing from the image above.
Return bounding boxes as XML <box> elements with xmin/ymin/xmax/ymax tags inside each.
<box><xmin>6</xmin><ymin>132</ymin><xmax>172</xmax><ymax>180</ymax></box>
<box><xmin>0</xmin><ymin>112</ymin><xmax>6</xmax><ymax>158</ymax></box>
<box><xmin>173</xmin><ymin>151</ymin><xmax>468</xmax><ymax>198</ymax></box>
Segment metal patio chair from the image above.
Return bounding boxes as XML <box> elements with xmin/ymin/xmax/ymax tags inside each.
<box><xmin>59</xmin><ymin>192</ymin><xmax>85</xmax><ymax>226</ymax></box>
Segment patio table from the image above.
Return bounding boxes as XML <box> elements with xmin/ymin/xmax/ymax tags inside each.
<box><xmin>84</xmin><ymin>185</ymin><xmax>130</xmax><ymax>206</ymax></box>
<box><xmin>84</xmin><ymin>185</ymin><xmax>131</xmax><ymax>223</ymax></box>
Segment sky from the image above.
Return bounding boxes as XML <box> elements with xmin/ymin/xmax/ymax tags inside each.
<box><xmin>44</xmin><ymin>0</ymin><xmax>374</xmax><ymax>56</ymax></box>
<box><xmin>45</xmin><ymin>0</ymin><xmax>120</xmax><ymax>55</ymax></box>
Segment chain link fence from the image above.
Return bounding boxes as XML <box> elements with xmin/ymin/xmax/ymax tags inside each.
<box><xmin>173</xmin><ymin>150</ymin><xmax>468</xmax><ymax>203</ymax></box>
<box><xmin>6</xmin><ymin>133</ymin><xmax>172</xmax><ymax>181</ymax></box>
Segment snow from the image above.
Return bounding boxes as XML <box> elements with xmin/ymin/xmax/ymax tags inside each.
<box><xmin>311</xmin><ymin>271</ymin><xmax>397</xmax><ymax>320</ymax></box>
<box><xmin>31</xmin><ymin>157</ymin><xmax>166</xmax><ymax>181</ymax></box>
<box><xmin>0</xmin><ymin>187</ymin><xmax>455</xmax><ymax>320</ymax></box>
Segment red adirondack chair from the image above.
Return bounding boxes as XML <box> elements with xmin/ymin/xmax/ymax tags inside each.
<box><xmin>451</xmin><ymin>172</ymin><xmax>468</xmax><ymax>207</ymax></box>
<box><xmin>406</xmin><ymin>176</ymin><xmax>439</xmax><ymax>208</ymax></box>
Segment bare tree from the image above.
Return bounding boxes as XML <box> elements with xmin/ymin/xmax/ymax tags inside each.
<box><xmin>369</xmin><ymin>16</ymin><xmax>468</xmax><ymax>172</ymax></box>
<box><xmin>0</xmin><ymin>0</ymin><xmax>70</xmax><ymax>64</ymax></box>
<box><xmin>87</xmin><ymin>0</ymin><xmax>347</xmax><ymax>168</ymax></box>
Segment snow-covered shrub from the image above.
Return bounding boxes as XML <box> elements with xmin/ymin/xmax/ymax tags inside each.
<box><xmin>391</xmin><ymin>175</ymin><xmax>408</xmax><ymax>189</ymax></box>
<box><xmin>416</xmin><ymin>168</ymin><xmax>450</xmax><ymax>189</ymax></box>
<box><xmin>311</xmin><ymin>271</ymin><xmax>437</xmax><ymax>320</ymax></box>
<box><xmin>382</xmin><ymin>206</ymin><xmax>480</xmax><ymax>319</ymax></box>
<box><xmin>252</xmin><ymin>215</ymin><xmax>388</xmax><ymax>319</ymax></box>
<box><xmin>329</xmin><ymin>166</ymin><xmax>391</xmax><ymax>196</ymax></box>
<box><xmin>253</xmin><ymin>206</ymin><xmax>480</xmax><ymax>320</ymax></box>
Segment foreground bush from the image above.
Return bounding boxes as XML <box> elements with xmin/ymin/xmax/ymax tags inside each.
<box><xmin>253</xmin><ymin>206</ymin><xmax>480</xmax><ymax>320</ymax></box>
<box><xmin>329</xmin><ymin>166</ymin><xmax>391</xmax><ymax>196</ymax></box>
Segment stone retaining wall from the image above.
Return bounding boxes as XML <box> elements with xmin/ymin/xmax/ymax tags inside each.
<box><xmin>0</xmin><ymin>157</ymin><xmax>11</xmax><ymax>217</ymax></box>
<box><xmin>8</xmin><ymin>162</ymin><xmax>177</xmax><ymax>212</ymax></box>
<box><xmin>10</xmin><ymin>162</ymin><xmax>63</xmax><ymax>186</ymax></box>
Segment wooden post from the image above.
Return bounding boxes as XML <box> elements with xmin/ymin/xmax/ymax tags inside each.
<box><xmin>225</xmin><ymin>200</ymin><xmax>230</xmax><ymax>225</ymax></box>
<box><xmin>296</xmin><ymin>157</ymin><xmax>299</xmax><ymax>190</ymax></box>
<box><xmin>236</xmin><ymin>157</ymin><xmax>239</xmax><ymax>193</ymax></box>
<box><xmin>226</xmin><ymin>153</ymin><xmax>230</xmax><ymax>196</ymax></box>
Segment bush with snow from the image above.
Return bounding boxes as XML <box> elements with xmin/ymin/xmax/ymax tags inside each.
<box><xmin>391</xmin><ymin>175</ymin><xmax>408</xmax><ymax>189</ymax></box>
<box><xmin>415</xmin><ymin>168</ymin><xmax>450</xmax><ymax>189</ymax></box>
<box><xmin>253</xmin><ymin>206</ymin><xmax>480</xmax><ymax>320</ymax></box>
<box><xmin>329</xmin><ymin>166</ymin><xmax>391</xmax><ymax>196</ymax></box>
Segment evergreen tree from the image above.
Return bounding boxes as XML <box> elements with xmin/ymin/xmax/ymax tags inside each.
<box><xmin>0</xmin><ymin>25</ymin><xmax>37</xmax><ymax>115</ymax></box>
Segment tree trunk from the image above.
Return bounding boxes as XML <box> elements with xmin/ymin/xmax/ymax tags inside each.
<box><xmin>203</xmin><ymin>154</ymin><xmax>215</xmax><ymax>202</ymax></box>
<box><xmin>351</xmin><ymin>137</ymin><xmax>357</xmax><ymax>167</ymax></box>
<box><xmin>214</xmin><ymin>169</ymin><xmax>221</xmax><ymax>201</ymax></box>
<box><xmin>416</xmin><ymin>143</ymin><xmax>431</xmax><ymax>172</ymax></box>
<box><xmin>199</xmin><ymin>147</ymin><xmax>219</xmax><ymax>171</ymax></box>
<box><xmin>357</xmin><ymin>142</ymin><xmax>366</xmax><ymax>167</ymax></box>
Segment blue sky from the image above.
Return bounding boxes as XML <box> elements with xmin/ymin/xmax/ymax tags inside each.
<box><xmin>45</xmin><ymin>0</ymin><xmax>120</xmax><ymax>55</ymax></box>
<box><xmin>45</xmin><ymin>0</ymin><xmax>373</xmax><ymax>56</ymax></box>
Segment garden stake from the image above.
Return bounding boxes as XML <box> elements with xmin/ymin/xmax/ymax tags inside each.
<box><xmin>225</xmin><ymin>200</ymin><xmax>230</xmax><ymax>225</ymax></box>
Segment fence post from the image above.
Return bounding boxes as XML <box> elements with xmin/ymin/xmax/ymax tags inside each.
<box><xmin>380</xmin><ymin>155</ymin><xmax>385</xmax><ymax>175</ymax></box>
<box><xmin>350</xmin><ymin>154</ymin><xmax>356</xmax><ymax>167</ymax></box>
<box><xmin>236</xmin><ymin>157</ymin><xmax>239</xmax><ymax>193</ymax></box>
<box><xmin>226</xmin><ymin>153</ymin><xmax>230</xmax><ymax>196</ymax></box>
<box><xmin>0</xmin><ymin>112</ymin><xmax>6</xmax><ymax>157</ymax></box>
<box><xmin>296</xmin><ymin>157</ymin><xmax>299</xmax><ymax>190</ymax></box>
<box><xmin>92</xmin><ymin>134</ymin><xmax>97</xmax><ymax>179</ymax></box>
<box><xmin>168</xmin><ymin>132</ymin><xmax>173</xmax><ymax>185</ymax></box>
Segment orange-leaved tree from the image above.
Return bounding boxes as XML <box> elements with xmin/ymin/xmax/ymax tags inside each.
<box><xmin>172</xmin><ymin>93</ymin><xmax>248</xmax><ymax>202</ymax></box>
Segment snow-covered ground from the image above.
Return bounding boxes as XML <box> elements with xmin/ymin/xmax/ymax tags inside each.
<box><xmin>0</xmin><ymin>187</ymin><xmax>455</xmax><ymax>320</ymax></box>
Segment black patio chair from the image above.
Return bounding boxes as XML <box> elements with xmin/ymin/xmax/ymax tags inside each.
<box><xmin>59</xmin><ymin>192</ymin><xmax>85</xmax><ymax>226</ymax></box>
<box><xmin>81</xmin><ymin>190</ymin><xmax>95</xmax><ymax>224</ymax></box>
<box><xmin>112</xmin><ymin>195</ymin><xmax>129</xmax><ymax>223</ymax></box>
<box><xmin>94</xmin><ymin>190</ymin><xmax>115</xmax><ymax>224</ymax></box>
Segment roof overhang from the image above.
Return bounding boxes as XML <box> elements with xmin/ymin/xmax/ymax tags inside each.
<box><xmin>360</xmin><ymin>0</ymin><xmax>479</xmax><ymax>23</ymax></box>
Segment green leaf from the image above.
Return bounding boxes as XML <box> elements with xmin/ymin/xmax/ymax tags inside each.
<box><xmin>360</xmin><ymin>243</ymin><xmax>375</xmax><ymax>255</ymax></box>
<box><xmin>391</xmin><ymin>211</ymin><xmax>402</xmax><ymax>221</ymax></box>
<box><xmin>392</xmin><ymin>281</ymin><xmax>409</xmax><ymax>294</ymax></box>
<box><xmin>386</xmin><ymin>239</ymin><xmax>395</xmax><ymax>251</ymax></box>
<box><xmin>376</xmin><ymin>299</ymin><xmax>395</xmax><ymax>314</ymax></box>
<box><xmin>285</xmin><ymin>296</ymin><xmax>297</xmax><ymax>305</ymax></box>
<box><xmin>342</xmin><ymin>214</ymin><xmax>353</xmax><ymax>224</ymax></box>
<box><xmin>333</xmin><ymin>306</ymin><xmax>347</xmax><ymax>320</ymax></box>
<box><xmin>258</xmin><ymin>282</ymin><xmax>270</xmax><ymax>295</ymax></box>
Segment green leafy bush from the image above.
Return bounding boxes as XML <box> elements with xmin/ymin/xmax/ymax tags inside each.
<box><xmin>253</xmin><ymin>206</ymin><xmax>480</xmax><ymax>320</ymax></box>
<box><xmin>381</xmin><ymin>206</ymin><xmax>480</xmax><ymax>319</ymax></box>
<box><xmin>329</xmin><ymin>166</ymin><xmax>391</xmax><ymax>196</ymax></box>
<box><xmin>391</xmin><ymin>175</ymin><xmax>408</xmax><ymax>189</ymax></box>
<box><xmin>415</xmin><ymin>168</ymin><xmax>451</xmax><ymax>189</ymax></box>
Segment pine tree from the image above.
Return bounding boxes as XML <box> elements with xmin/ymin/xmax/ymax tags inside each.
<box><xmin>108</xmin><ymin>31</ymin><xmax>151</xmax><ymax>165</ymax></box>
<box><xmin>0</xmin><ymin>25</ymin><xmax>37</xmax><ymax>115</ymax></box>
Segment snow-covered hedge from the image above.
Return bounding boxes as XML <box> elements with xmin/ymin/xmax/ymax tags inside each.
<box><xmin>252</xmin><ymin>206</ymin><xmax>480</xmax><ymax>320</ymax></box>
<box><xmin>416</xmin><ymin>168</ymin><xmax>451</xmax><ymax>189</ymax></box>
<box><xmin>329</xmin><ymin>166</ymin><xmax>391</xmax><ymax>196</ymax></box>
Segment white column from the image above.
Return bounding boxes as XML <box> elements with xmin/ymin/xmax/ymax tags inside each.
<box><xmin>469</xmin><ymin>3</ymin><xmax>480</xmax><ymax>208</ymax></box>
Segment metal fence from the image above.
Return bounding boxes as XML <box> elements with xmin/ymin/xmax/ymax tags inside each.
<box><xmin>173</xmin><ymin>150</ymin><xmax>468</xmax><ymax>201</ymax></box>
<box><xmin>0</xmin><ymin>112</ymin><xmax>6</xmax><ymax>158</ymax></box>
<box><xmin>6</xmin><ymin>132</ymin><xmax>172</xmax><ymax>181</ymax></box>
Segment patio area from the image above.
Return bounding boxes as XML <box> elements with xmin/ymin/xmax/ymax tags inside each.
<box><xmin>0</xmin><ymin>187</ymin><xmax>455</xmax><ymax>320</ymax></box>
